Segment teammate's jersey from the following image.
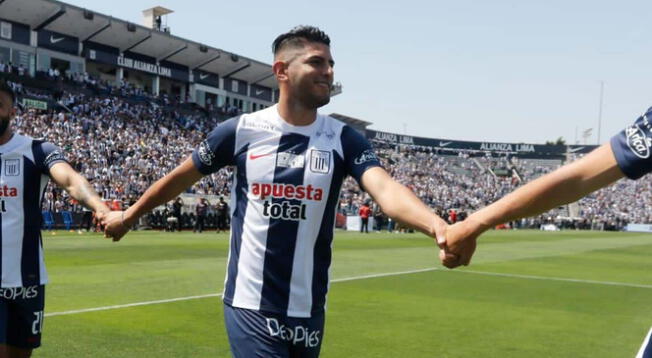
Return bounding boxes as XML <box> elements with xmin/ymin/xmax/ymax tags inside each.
<box><xmin>611</xmin><ymin>106</ymin><xmax>652</xmax><ymax>179</ymax></box>
<box><xmin>192</xmin><ymin>105</ymin><xmax>381</xmax><ymax>317</ymax></box>
<box><xmin>0</xmin><ymin>134</ymin><xmax>67</xmax><ymax>288</ymax></box>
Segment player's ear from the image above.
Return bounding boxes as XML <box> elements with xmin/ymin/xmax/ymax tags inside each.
<box><xmin>273</xmin><ymin>60</ymin><xmax>289</xmax><ymax>82</ymax></box>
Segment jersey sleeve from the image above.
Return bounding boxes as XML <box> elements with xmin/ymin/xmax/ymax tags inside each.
<box><xmin>341</xmin><ymin>125</ymin><xmax>382</xmax><ymax>186</ymax></box>
<box><xmin>192</xmin><ymin>116</ymin><xmax>239</xmax><ymax>175</ymax></box>
<box><xmin>33</xmin><ymin>140</ymin><xmax>69</xmax><ymax>175</ymax></box>
<box><xmin>610</xmin><ymin>107</ymin><xmax>652</xmax><ymax>179</ymax></box>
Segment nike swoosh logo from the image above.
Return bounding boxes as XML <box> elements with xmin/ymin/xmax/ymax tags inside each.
<box><xmin>439</xmin><ymin>141</ymin><xmax>452</xmax><ymax>147</ymax></box>
<box><xmin>249</xmin><ymin>152</ymin><xmax>274</xmax><ymax>160</ymax></box>
<box><xmin>50</xmin><ymin>35</ymin><xmax>65</xmax><ymax>44</ymax></box>
<box><xmin>568</xmin><ymin>146</ymin><xmax>584</xmax><ymax>153</ymax></box>
<box><xmin>200</xmin><ymin>74</ymin><xmax>209</xmax><ymax>80</ymax></box>
<box><xmin>255</xmin><ymin>90</ymin><xmax>264</xmax><ymax>95</ymax></box>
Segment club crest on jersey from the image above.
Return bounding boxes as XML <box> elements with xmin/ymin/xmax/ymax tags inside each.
<box><xmin>4</xmin><ymin>159</ymin><xmax>20</xmax><ymax>176</ymax></box>
<box><xmin>625</xmin><ymin>124</ymin><xmax>652</xmax><ymax>159</ymax></box>
<box><xmin>276</xmin><ymin>152</ymin><xmax>305</xmax><ymax>169</ymax></box>
<box><xmin>309</xmin><ymin>150</ymin><xmax>331</xmax><ymax>174</ymax></box>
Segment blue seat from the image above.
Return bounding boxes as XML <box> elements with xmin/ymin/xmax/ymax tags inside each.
<box><xmin>42</xmin><ymin>211</ymin><xmax>54</xmax><ymax>230</ymax></box>
<box><xmin>62</xmin><ymin>211</ymin><xmax>73</xmax><ymax>230</ymax></box>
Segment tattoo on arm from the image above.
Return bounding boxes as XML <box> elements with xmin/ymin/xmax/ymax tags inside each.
<box><xmin>68</xmin><ymin>176</ymin><xmax>104</xmax><ymax>212</ymax></box>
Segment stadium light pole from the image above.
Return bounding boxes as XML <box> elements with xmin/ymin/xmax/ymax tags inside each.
<box><xmin>597</xmin><ymin>81</ymin><xmax>604</xmax><ymax>145</ymax></box>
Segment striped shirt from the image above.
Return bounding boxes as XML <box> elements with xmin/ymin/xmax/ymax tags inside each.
<box><xmin>192</xmin><ymin>105</ymin><xmax>381</xmax><ymax>317</ymax></box>
<box><xmin>0</xmin><ymin>133</ymin><xmax>67</xmax><ymax>288</ymax></box>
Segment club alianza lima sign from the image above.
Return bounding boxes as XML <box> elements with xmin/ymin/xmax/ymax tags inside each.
<box><xmin>117</xmin><ymin>55</ymin><xmax>172</xmax><ymax>78</ymax></box>
<box><xmin>480</xmin><ymin>142</ymin><xmax>535</xmax><ymax>153</ymax></box>
<box><xmin>372</xmin><ymin>131</ymin><xmax>415</xmax><ymax>145</ymax></box>
<box><xmin>366</xmin><ymin>129</ymin><xmax>572</xmax><ymax>155</ymax></box>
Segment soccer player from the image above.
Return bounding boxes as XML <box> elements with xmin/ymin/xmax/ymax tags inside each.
<box><xmin>102</xmin><ymin>26</ymin><xmax>448</xmax><ymax>358</ymax></box>
<box><xmin>0</xmin><ymin>81</ymin><xmax>110</xmax><ymax>358</ymax></box>
<box><xmin>441</xmin><ymin>106</ymin><xmax>652</xmax><ymax>358</ymax></box>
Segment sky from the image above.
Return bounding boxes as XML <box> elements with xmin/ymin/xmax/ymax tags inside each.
<box><xmin>64</xmin><ymin>0</ymin><xmax>652</xmax><ymax>144</ymax></box>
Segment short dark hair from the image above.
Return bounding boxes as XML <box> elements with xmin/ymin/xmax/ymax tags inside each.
<box><xmin>0</xmin><ymin>80</ymin><xmax>15</xmax><ymax>103</ymax></box>
<box><xmin>272</xmin><ymin>26</ymin><xmax>330</xmax><ymax>55</ymax></box>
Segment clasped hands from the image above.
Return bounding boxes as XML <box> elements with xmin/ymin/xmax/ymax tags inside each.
<box><xmin>94</xmin><ymin>210</ymin><xmax>131</xmax><ymax>242</ymax></box>
<box><xmin>434</xmin><ymin>217</ymin><xmax>482</xmax><ymax>269</ymax></box>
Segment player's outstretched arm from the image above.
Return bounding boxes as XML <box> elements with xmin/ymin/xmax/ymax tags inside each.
<box><xmin>360</xmin><ymin>167</ymin><xmax>450</xmax><ymax>253</ymax></box>
<box><xmin>102</xmin><ymin>157</ymin><xmax>204</xmax><ymax>241</ymax></box>
<box><xmin>49</xmin><ymin>162</ymin><xmax>110</xmax><ymax>220</ymax></box>
<box><xmin>444</xmin><ymin>143</ymin><xmax>625</xmax><ymax>268</ymax></box>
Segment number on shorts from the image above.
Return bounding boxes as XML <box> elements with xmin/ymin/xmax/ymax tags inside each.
<box><xmin>32</xmin><ymin>311</ymin><xmax>44</xmax><ymax>334</ymax></box>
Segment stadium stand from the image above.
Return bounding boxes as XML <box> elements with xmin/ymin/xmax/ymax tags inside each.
<box><xmin>0</xmin><ymin>0</ymin><xmax>642</xmax><ymax>232</ymax></box>
<box><xmin>0</xmin><ymin>70</ymin><xmax>640</xmax><ymax>231</ymax></box>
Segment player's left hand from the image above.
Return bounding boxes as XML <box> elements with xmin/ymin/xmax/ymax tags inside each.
<box><xmin>102</xmin><ymin>211</ymin><xmax>130</xmax><ymax>242</ymax></box>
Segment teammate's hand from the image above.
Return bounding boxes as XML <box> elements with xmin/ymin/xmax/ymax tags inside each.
<box><xmin>102</xmin><ymin>211</ymin><xmax>130</xmax><ymax>242</ymax></box>
<box><xmin>432</xmin><ymin>216</ymin><xmax>458</xmax><ymax>265</ymax></box>
<box><xmin>94</xmin><ymin>210</ymin><xmax>107</xmax><ymax>224</ymax></box>
<box><xmin>441</xmin><ymin>219</ymin><xmax>480</xmax><ymax>269</ymax></box>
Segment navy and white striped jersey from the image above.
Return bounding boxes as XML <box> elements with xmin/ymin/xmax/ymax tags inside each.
<box><xmin>0</xmin><ymin>134</ymin><xmax>67</xmax><ymax>288</ymax></box>
<box><xmin>611</xmin><ymin>106</ymin><xmax>652</xmax><ymax>179</ymax></box>
<box><xmin>192</xmin><ymin>105</ymin><xmax>381</xmax><ymax>317</ymax></box>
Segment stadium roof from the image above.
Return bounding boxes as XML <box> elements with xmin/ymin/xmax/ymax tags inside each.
<box><xmin>329</xmin><ymin>113</ymin><xmax>373</xmax><ymax>128</ymax></box>
<box><xmin>0</xmin><ymin>0</ymin><xmax>278</xmax><ymax>89</ymax></box>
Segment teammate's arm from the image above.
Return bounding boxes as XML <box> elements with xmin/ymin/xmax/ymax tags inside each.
<box><xmin>360</xmin><ymin>167</ymin><xmax>448</xmax><ymax>247</ymax></box>
<box><xmin>444</xmin><ymin>143</ymin><xmax>625</xmax><ymax>267</ymax></box>
<box><xmin>49</xmin><ymin>162</ymin><xmax>110</xmax><ymax>218</ymax></box>
<box><xmin>102</xmin><ymin>157</ymin><xmax>204</xmax><ymax>241</ymax></box>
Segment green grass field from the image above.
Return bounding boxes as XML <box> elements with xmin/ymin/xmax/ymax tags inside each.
<box><xmin>35</xmin><ymin>229</ymin><xmax>652</xmax><ymax>357</ymax></box>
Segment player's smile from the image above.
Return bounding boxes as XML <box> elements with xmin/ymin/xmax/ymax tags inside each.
<box><xmin>314</xmin><ymin>80</ymin><xmax>331</xmax><ymax>91</ymax></box>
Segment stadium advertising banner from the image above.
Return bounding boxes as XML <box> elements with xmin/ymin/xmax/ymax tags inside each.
<box><xmin>116</xmin><ymin>55</ymin><xmax>188</xmax><ymax>82</ymax></box>
<box><xmin>250</xmin><ymin>84</ymin><xmax>272</xmax><ymax>101</ymax></box>
<box><xmin>365</xmin><ymin>129</ymin><xmax>591</xmax><ymax>156</ymax></box>
<box><xmin>0</xmin><ymin>19</ymin><xmax>30</xmax><ymax>45</ymax></box>
<box><xmin>224</xmin><ymin>77</ymin><xmax>248</xmax><ymax>95</ymax></box>
<box><xmin>21</xmin><ymin>97</ymin><xmax>48</xmax><ymax>110</ymax></box>
<box><xmin>83</xmin><ymin>41</ymin><xmax>119</xmax><ymax>67</ymax></box>
<box><xmin>566</xmin><ymin>145</ymin><xmax>597</xmax><ymax>154</ymax></box>
<box><xmin>625</xmin><ymin>223</ymin><xmax>652</xmax><ymax>232</ymax></box>
<box><xmin>118</xmin><ymin>55</ymin><xmax>172</xmax><ymax>77</ymax></box>
<box><xmin>160</xmin><ymin>60</ymin><xmax>190</xmax><ymax>82</ymax></box>
<box><xmin>37</xmin><ymin>30</ymin><xmax>79</xmax><ymax>55</ymax></box>
<box><xmin>192</xmin><ymin>70</ymin><xmax>220</xmax><ymax>88</ymax></box>
<box><xmin>85</xmin><ymin>47</ymin><xmax>188</xmax><ymax>82</ymax></box>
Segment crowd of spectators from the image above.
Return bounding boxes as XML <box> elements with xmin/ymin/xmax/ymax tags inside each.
<box><xmin>2</xmin><ymin>68</ymin><xmax>649</xmax><ymax>231</ymax></box>
<box><xmin>341</xmin><ymin>142</ymin><xmax>647</xmax><ymax>231</ymax></box>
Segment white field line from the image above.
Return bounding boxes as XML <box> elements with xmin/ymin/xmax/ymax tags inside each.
<box><xmin>44</xmin><ymin>267</ymin><xmax>652</xmax><ymax>317</ymax></box>
<box><xmin>456</xmin><ymin>269</ymin><xmax>652</xmax><ymax>289</ymax></box>
<box><xmin>45</xmin><ymin>293</ymin><xmax>222</xmax><ymax>317</ymax></box>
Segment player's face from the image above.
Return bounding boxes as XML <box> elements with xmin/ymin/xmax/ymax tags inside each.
<box><xmin>286</xmin><ymin>42</ymin><xmax>334</xmax><ymax>109</ymax></box>
<box><xmin>0</xmin><ymin>91</ymin><xmax>15</xmax><ymax>136</ymax></box>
